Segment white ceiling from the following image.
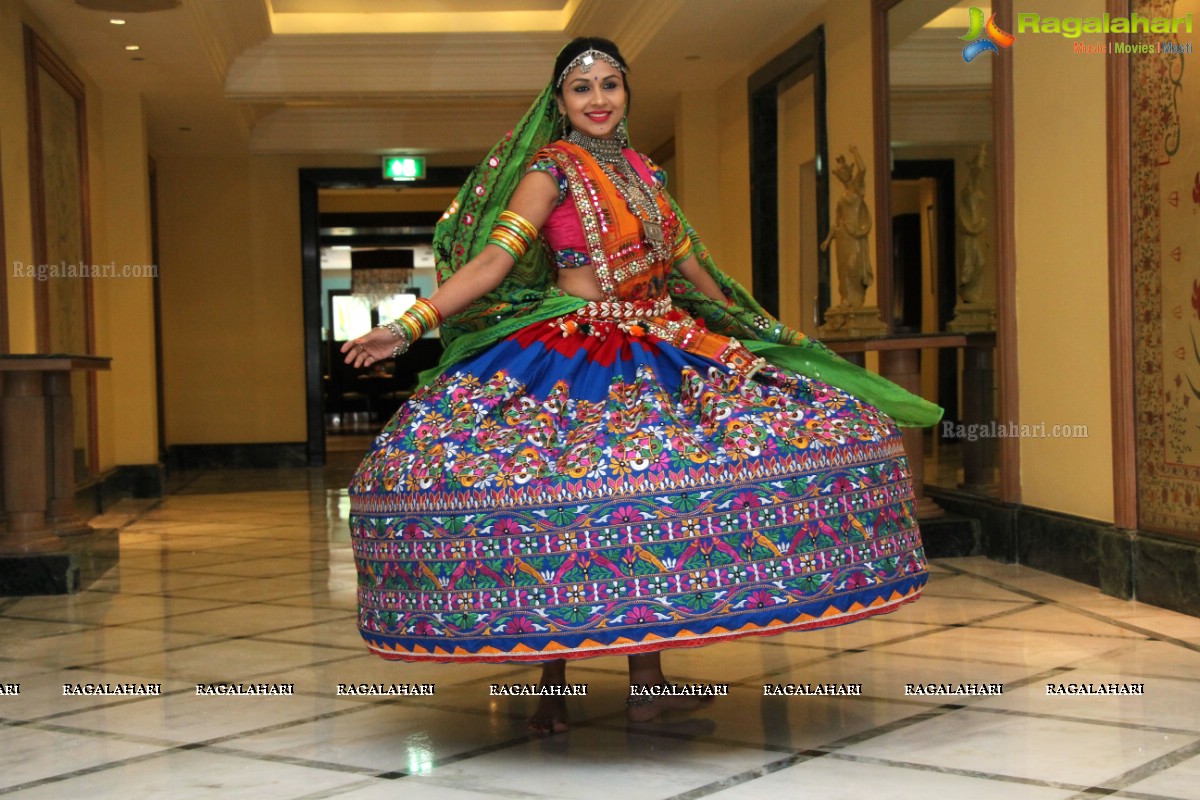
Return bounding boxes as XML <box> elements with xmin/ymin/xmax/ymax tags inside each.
<box><xmin>24</xmin><ymin>0</ymin><xmax>837</xmax><ymax>161</ymax></box>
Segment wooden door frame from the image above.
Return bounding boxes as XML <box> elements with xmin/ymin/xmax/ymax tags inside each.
<box><xmin>1105</xmin><ymin>0</ymin><xmax>1136</xmax><ymax>530</ymax></box>
<box><xmin>871</xmin><ymin>0</ymin><xmax>1019</xmax><ymax>502</ymax></box>
<box><xmin>24</xmin><ymin>25</ymin><xmax>99</xmax><ymax>476</ymax></box>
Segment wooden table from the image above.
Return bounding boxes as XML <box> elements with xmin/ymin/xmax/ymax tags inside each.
<box><xmin>0</xmin><ymin>354</ymin><xmax>110</xmax><ymax>555</ymax></box>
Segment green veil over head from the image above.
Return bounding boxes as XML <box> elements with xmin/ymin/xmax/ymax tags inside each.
<box><xmin>431</xmin><ymin>83</ymin><xmax>563</xmax><ymax>348</ymax></box>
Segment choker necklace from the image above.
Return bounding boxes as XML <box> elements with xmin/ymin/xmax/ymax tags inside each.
<box><xmin>566</xmin><ymin>130</ymin><xmax>626</xmax><ymax>164</ymax></box>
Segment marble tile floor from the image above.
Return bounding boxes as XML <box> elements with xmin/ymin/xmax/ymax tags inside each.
<box><xmin>1</xmin><ymin>466</ymin><xmax>1199</xmax><ymax>799</ymax></box>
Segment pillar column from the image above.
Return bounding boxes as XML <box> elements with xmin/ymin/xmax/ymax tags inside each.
<box><xmin>0</xmin><ymin>370</ymin><xmax>61</xmax><ymax>553</ymax></box>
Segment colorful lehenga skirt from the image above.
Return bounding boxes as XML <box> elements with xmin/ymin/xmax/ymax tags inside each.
<box><xmin>349</xmin><ymin>309</ymin><xmax>927</xmax><ymax>663</ymax></box>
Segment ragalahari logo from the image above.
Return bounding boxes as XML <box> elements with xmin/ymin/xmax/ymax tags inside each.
<box><xmin>961</xmin><ymin>7</ymin><xmax>1015</xmax><ymax>62</ymax></box>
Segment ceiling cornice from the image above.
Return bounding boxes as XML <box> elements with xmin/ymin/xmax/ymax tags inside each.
<box><xmin>183</xmin><ymin>0</ymin><xmax>271</xmax><ymax>140</ymax></box>
<box><xmin>249</xmin><ymin>102</ymin><xmax>533</xmax><ymax>154</ymax></box>
<box><xmin>563</xmin><ymin>0</ymin><xmax>684</xmax><ymax>63</ymax></box>
<box><xmin>268</xmin><ymin>10</ymin><xmax>563</xmax><ymax>34</ymax></box>
<box><xmin>890</xmin><ymin>27</ymin><xmax>990</xmax><ymax>88</ymax></box>
<box><xmin>890</xmin><ymin>88</ymin><xmax>992</xmax><ymax>146</ymax></box>
<box><xmin>563</xmin><ymin>0</ymin><xmax>607</xmax><ymax>36</ymax></box>
<box><xmin>185</xmin><ymin>0</ymin><xmax>271</xmax><ymax>83</ymax></box>
<box><xmin>608</xmin><ymin>0</ymin><xmax>686</xmax><ymax>63</ymax></box>
<box><xmin>225</xmin><ymin>31</ymin><xmax>565</xmax><ymax>101</ymax></box>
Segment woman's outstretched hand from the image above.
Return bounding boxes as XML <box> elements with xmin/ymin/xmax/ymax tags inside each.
<box><xmin>340</xmin><ymin>327</ymin><xmax>406</xmax><ymax>368</ymax></box>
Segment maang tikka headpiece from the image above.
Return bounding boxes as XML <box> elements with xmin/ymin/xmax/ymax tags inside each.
<box><xmin>555</xmin><ymin>49</ymin><xmax>626</xmax><ymax>88</ymax></box>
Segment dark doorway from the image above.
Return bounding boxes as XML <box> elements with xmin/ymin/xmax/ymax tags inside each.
<box><xmin>748</xmin><ymin>26</ymin><xmax>828</xmax><ymax>320</ymax></box>
<box><xmin>299</xmin><ymin>167</ymin><xmax>470</xmax><ymax>466</ymax></box>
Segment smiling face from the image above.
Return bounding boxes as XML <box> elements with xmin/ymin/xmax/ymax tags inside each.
<box><xmin>556</xmin><ymin>61</ymin><xmax>627</xmax><ymax>140</ymax></box>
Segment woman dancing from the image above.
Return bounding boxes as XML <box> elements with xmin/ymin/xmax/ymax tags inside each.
<box><xmin>343</xmin><ymin>37</ymin><xmax>941</xmax><ymax>735</ymax></box>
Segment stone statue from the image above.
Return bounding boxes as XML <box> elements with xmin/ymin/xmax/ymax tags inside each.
<box><xmin>820</xmin><ymin>145</ymin><xmax>874</xmax><ymax>308</ymax></box>
<box><xmin>958</xmin><ymin>143</ymin><xmax>988</xmax><ymax>305</ymax></box>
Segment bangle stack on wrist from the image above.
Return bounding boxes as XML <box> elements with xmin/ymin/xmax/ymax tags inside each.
<box><xmin>377</xmin><ymin>298</ymin><xmax>443</xmax><ymax>358</ymax></box>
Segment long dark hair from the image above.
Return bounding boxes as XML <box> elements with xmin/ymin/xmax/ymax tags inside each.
<box><xmin>552</xmin><ymin>37</ymin><xmax>631</xmax><ymax>103</ymax></box>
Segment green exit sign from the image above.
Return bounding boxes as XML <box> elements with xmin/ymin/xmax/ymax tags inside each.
<box><xmin>382</xmin><ymin>156</ymin><xmax>426</xmax><ymax>181</ymax></box>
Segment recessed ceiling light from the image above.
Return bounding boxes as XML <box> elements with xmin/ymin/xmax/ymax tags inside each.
<box><xmin>125</xmin><ymin>44</ymin><xmax>139</xmax><ymax>51</ymax></box>
<box><xmin>109</xmin><ymin>18</ymin><xmax>125</xmax><ymax>25</ymax></box>
<box><xmin>131</xmin><ymin>56</ymin><xmax>144</xmax><ymax>61</ymax></box>
<box><xmin>179</xmin><ymin>127</ymin><xmax>191</xmax><ymax>132</ymax></box>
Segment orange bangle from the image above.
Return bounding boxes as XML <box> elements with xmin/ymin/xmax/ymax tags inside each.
<box><xmin>387</xmin><ymin>298</ymin><xmax>443</xmax><ymax>342</ymax></box>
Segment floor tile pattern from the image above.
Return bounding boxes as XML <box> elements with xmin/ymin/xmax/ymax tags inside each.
<box><xmin>1</xmin><ymin>459</ymin><xmax>1198</xmax><ymax>799</ymax></box>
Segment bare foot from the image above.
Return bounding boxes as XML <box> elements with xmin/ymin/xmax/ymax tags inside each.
<box><xmin>625</xmin><ymin>653</ymin><xmax>714</xmax><ymax>722</ymax></box>
<box><xmin>527</xmin><ymin>659</ymin><xmax>569</xmax><ymax>735</ymax></box>
<box><xmin>528</xmin><ymin>694</ymin><xmax>570</xmax><ymax>735</ymax></box>
<box><xmin>626</xmin><ymin>685</ymin><xmax>715</xmax><ymax>723</ymax></box>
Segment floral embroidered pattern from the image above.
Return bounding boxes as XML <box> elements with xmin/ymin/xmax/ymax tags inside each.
<box><xmin>553</xmin><ymin>248</ymin><xmax>591</xmax><ymax>270</ymax></box>
<box><xmin>350</xmin><ymin>322</ymin><xmax>926</xmax><ymax>662</ymax></box>
<box><xmin>526</xmin><ymin>156</ymin><xmax>569</xmax><ymax>202</ymax></box>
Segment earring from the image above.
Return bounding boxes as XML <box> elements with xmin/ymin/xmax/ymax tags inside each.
<box><xmin>616</xmin><ymin>118</ymin><xmax>629</xmax><ymax>147</ymax></box>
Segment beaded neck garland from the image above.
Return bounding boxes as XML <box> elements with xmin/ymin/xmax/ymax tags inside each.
<box><xmin>565</xmin><ymin>130</ymin><xmax>626</xmax><ymax>164</ymax></box>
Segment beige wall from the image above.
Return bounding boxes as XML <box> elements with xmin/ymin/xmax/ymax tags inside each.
<box><xmin>1012</xmin><ymin>0</ymin><xmax>1113</xmax><ymax>521</ymax></box>
<box><xmin>777</xmin><ymin>76</ymin><xmax>817</xmax><ymax>334</ymax></box>
<box><xmin>672</xmin><ymin>90</ymin><xmax>725</xmax><ymax>267</ymax></box>
<box><xmin>90</xmin><ymin>90</ymin><xmax>157</xmax><ymax>467</ymax></box>
<box><xmin>2</xmin><ymin>2</ymin><xmax>159</xmax><ymax>470</ymax></box>
<box><xmin>155</xmin><ymin>152</ymin><xmax>374</xmax><ymax>445</ymax></box>
<box><xmin>714</xmin><ymin>72</ymin><xmax>753</xmax><ymax>291</ymax></box>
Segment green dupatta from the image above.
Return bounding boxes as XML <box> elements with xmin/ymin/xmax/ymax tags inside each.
<box><xmin>426</xmin><ymin>85</ymin><xmax>942</xmax><ymax>428</ymax></box>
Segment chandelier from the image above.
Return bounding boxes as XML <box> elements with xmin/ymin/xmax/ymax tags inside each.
<box><xmin>350</xmin><ymin>249</ymin><xmax>415</xmax><ymax>309</ymax></box>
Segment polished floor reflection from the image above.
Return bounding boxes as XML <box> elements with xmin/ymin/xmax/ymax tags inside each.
<box><xmin>1</xmin><ymin>462</ymin><xmax>1199</xmax><ymax>799</ymax></box>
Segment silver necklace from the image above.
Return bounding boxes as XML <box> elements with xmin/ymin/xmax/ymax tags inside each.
<box><xmin>566</xmin><ymin>131</ymin><xmax>666</xmax><ymax>251</ymax></box>
<box><xmin>566</xmin><ymin>130</ymin><xmax>625</xmax><ymax>163</ymax></box>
